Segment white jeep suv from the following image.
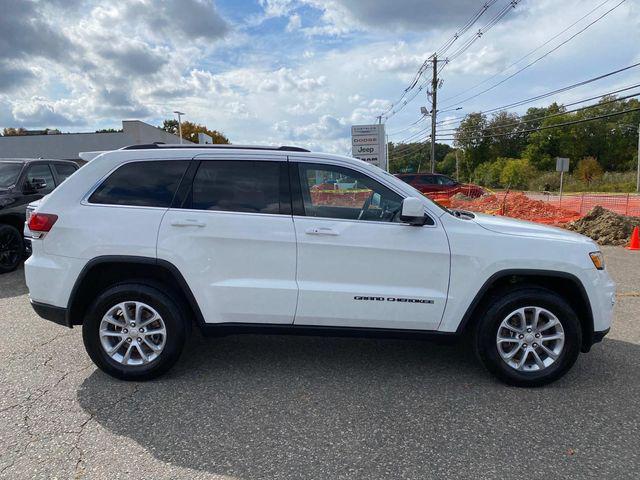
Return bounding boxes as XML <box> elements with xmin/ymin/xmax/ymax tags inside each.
<box><xmin>24</xmin><ymin>144</ymin><xmax>615</xmax><ymax>386</ymax></box>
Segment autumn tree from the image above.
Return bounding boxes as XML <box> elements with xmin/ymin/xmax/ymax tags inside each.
<box><xmin>161</xmin><ymin>120</ymin><xmax>230</xmax><ymax>144</ymax></box>
<box><xmin>2</xmin><ymin>127</ymin><xmax>27</xmax><ymax>136</ymax></box>
<box><xmin>575</xmin><ymin>157</ymin><xmax>603</xmax><ymax>186</ymax></box>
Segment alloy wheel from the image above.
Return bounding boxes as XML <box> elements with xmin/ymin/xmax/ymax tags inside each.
<box><xmin>496</xmin><ymin>306</ymin><xmax>565</xmax><ymax>372</ymax></box>
<box><xmin>99</xmin><ymin>301</ymin><xmax>167</xmax><ymax>366</ymax></box>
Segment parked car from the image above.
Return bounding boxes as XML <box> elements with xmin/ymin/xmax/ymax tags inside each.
<box><xmin>0</xmin><ymin>158</ymin><xmax>78</xmax><ymax>273</ymax></box>
<box><xmin>25</xmin><ymin>144</ymin><xmax>614</xmax><ymax>386</ymax></box>
<box><xmin>396</xmin><ymin>173</ymin><xmax>485</xmax><ymax>198</ymax></box>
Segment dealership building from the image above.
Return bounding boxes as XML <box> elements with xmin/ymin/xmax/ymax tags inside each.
<box><xmin>0</xmin><ymin>120</ymin><xmax>190</xmax><ymax>164</ymax></box>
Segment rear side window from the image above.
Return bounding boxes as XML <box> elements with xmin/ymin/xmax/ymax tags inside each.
<box><xmin>187</xmin><ymin>160</ymin><xmax>287</xmax><ymax>214</ymax></box>
<box><xmin>89</xmin><ymin>161</ymin><xmax>188</xmax><ymax>207</ymax></box>
<box><xmin>54</xmin><ymin>163</ymin><xmax>77</xmax><ymax>182</ymax></box>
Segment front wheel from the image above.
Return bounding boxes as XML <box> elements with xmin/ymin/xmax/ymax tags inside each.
<box><xmin>474</xmin><ymin>287</ymin><xmax>582</xmax><ymax>387</ymax></box>
<box><xmin>83</xmin><ymin>283</ymin><xmax>187</xmax><ymax>381</ymax></box>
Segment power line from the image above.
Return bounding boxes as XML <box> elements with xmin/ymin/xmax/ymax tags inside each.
<box><xmin>436</xmin><ymin>84</ymin><xmax>640</xmax><ymax>134</ymax></box>
<box><xmin>434</xmin><ymin>61</ymin><xmax>640</xmax><ymax>128</ymax></box>
<box><xmin>440</xmin><ymin>0</ymin><xmax>615</xmax><ymax>104</ymax></box>
<box><xmin>387</xmin><ymin>115</ymin><xmax>428</xmax><ymax>136</ymax></box>
<box><xmin>378</xmin><ymin>0</ymin><xmax>503</xmax><ymax>121</ymax></box>
<box><xmin>434</xmin><ymin>1</ymin><xmax>499</xmax><ymax>57</ymax></box>
<box><xmin>440</xmin><ymin>0</ymin><xmax>628</xmax><ymax>109</ymax></box>
<box><xmin>436</xmin><ymin>105</ymin><xmax>640</xmax><ymax>142</ymax></box>
<box><xmin>445</xmin><ymin>0</ymin><xmax>521</xmax><ymax>63</ymax></box>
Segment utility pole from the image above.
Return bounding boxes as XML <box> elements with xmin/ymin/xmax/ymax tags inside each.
<box><xmin>430</xmin><ymin>54</ymin><xmax>438</xmax><ymax>173</ymax></box>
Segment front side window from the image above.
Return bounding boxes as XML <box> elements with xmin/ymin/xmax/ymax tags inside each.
<box><xmin>89</xmin><ymin>161</ymin><xmax>188</xmax><ymax>207</ymax></box>
<box><xmin>418</xmin><ymin>175</ymin><xmax>436</xmax><ymax>185</ymax></box>
<box><xmin>187</xmin><ymin>160</ymin><xmax>286</xmax><ymax>214</ymax></box>
<box><xmin>437</xmin><ymin>176</ymin><xmax>457</xmax><ymax>186</ymax></box>
<box><xmin>0</xmin><ymin>162</ymin><xmax>23</xmax><ymax>188</ymax></box>
<box><xmin>25</xmin><ymin>164</ymin><xmax>56</xmax><ymax>194</ymax></box>
<box><xmin>297</xmin><ymin>163</ymin><xmax>403</xmax><ymax>222</ymax></box>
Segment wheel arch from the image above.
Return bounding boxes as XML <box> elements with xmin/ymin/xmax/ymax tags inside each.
<box><xmin>66</xmin><ymin>256</ymin><xmax>205</xmax><ymax>329</ymax></box>
<box><xmin>0</xmin><ymin>213</ymin><xmax>25</xmax><ymax>233</ymax></box>
<box><xmin>457</xmin><ymin>269</ymin><xmax>594</xmax><ymax>352</ymax></box>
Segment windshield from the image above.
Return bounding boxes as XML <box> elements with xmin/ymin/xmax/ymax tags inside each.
<box><xmin>0</xmin><ymin>162</ymin><xmax>23</xmax><ymax>188</ymax></box>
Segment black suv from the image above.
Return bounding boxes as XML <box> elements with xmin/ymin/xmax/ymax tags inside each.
<box><xmin>0</xmin><ymin>159</ymin><xmax>78</xmax><ymax>273</ymax></box>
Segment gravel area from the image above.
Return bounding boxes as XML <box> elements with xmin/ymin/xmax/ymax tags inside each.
<box><xmin>1</xmin><ymin>246</ymin><xmax>639</xmax><ymax>479</ymax></box>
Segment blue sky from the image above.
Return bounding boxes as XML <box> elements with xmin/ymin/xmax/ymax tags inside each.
<box><xmin>1</xmin><ymin>0</ymin><xmax>639</xmax><ymax>153</ymax></box>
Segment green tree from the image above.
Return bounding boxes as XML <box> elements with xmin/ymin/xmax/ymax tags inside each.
<box><xmin>473</xmin><ymin>157</ymin><xmax>508</xmax><ymax>188</ymax></box>
<box><xmin>486</xmin><ymin>111</ymin><xmax>527</xmax><ymax>160</ymax></box>
<box><xmin>436</xmin><ymin>150</ymin><xmax>458</xmax><ymax>176</ymax></box>
<box><xmin>454</xmin><ymin>112</ymin><xmax>489</xmax><ymax>181</ymax></box>
<box><xmin>95</xmin><ymin>128</ymin><xmax>123</xmax><ymax>133</ymax></box>
<box><xmin>500</xmin><ymin>158</ymin><xmax>536</xmax><ymax>189</ymax></box>
<box><xmin>388</xmin><ymin>141</ymin><xmax>451</xmax><ymax>173</ymax></box>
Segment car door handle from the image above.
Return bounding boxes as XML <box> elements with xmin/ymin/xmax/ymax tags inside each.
<box><xmin>305</xmin><ymin>227</ymin><xmax>339</xmax><ymax>236</ymax></box>
<box><xmin>170</xmin><ymin>219</ymin><xmax>206</xmax><ymax>227</ymax></box>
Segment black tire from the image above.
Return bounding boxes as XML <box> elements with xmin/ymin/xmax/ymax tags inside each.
<box><xmin>0</xmin><ymin>224</ymin><xmax>24</xmax><ymax>274</ymax></box>
<box><xmin>474</xmin><ymin>287</ymin><xmax>582</xmax><ymax>387</ymax></box>
<box><xmin>83</xmin><ymin>283</ymin><xmax>187</xmax><ymax>381</ymax></box>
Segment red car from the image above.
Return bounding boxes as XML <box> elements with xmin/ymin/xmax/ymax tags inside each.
<box><xmin>395</xmin><ymin>173</ymin><xmax>485</xmax><ymax>198</ymax></box>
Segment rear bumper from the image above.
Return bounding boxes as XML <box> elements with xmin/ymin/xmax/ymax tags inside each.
<box><xmin>24</xmin><ymin>238</ymin><xmax>32</xmax><ymax>257</ymax></box>
<box><xmin>30</xmin><ymin>300</ymin><xmax>70</xmax><ymax>328</ymax></box>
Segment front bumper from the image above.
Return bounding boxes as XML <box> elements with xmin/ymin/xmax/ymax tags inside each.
<box><xmin>30</xmin><ymin>300</ymin><xmax>70</xmax><ymax>327</ymax></box>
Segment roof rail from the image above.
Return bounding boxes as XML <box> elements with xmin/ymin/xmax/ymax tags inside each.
<box><xmin>120</xmin><ymin>143</ymin><xmax>310</xmax><ymax>152</ymax></box>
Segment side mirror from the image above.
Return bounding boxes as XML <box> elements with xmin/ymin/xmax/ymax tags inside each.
<box><xmin>26</xmin><ymin>178</ymin><xmax>47</xmax><ymax>192</ymax></box>
<box><xmin>400</xmin><ymin>197</ymin><xmax>427</xmax><ymax>226</ymax></box>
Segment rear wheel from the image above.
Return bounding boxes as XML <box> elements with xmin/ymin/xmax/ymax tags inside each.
<box><xmin>83</xmin><ymin>283</ymin><xmax>187</xmax><ymax>380</ymax></box>
<box><xmin>474</xmin><ymin>287</ymin><xmax>581</xmax><ymax>387</ymax></box>
<box><xmin>0</xmin><ymin>224</ymin><xmax>24</xmax><ymax>274</ymax></box>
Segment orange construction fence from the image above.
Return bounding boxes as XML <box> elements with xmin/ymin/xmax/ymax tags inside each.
<box><xmin>439</xmin><ymin>190</ymin><xmax>640</xmax><ymax>225</ymax></box>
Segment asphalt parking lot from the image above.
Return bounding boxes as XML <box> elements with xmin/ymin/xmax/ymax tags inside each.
<box><xmin>1</xmin><ymin>246</ymin><xmax>639</xmax><ymax>479</ymax></box>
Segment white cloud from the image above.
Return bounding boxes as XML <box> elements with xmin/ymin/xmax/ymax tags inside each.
<box><xmin>286</xmin><ymin>13</ymin><xmax>302</xmax><ymax>31</ymax></box>
<box><xmin>0</xmin><ymin>0</ymin><xmax>638</xmax><ymax>158</ymax></box>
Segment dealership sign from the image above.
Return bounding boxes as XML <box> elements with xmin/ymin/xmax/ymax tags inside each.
<box><xmin>351</xmin><ymin>124</ymin><xmax>387</xmax><ymax>170</ymax></box>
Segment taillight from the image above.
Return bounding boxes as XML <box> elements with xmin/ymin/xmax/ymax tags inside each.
<box><xmin>28</xmin><ymin>213</ymin><xmax>58</xmax><ymax>233</ymax></box>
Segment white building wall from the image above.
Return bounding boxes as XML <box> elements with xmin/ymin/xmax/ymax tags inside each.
<box><xmin>0</xmin><ymin>120</ymin><xmax>191</xmax><ymax>162</ymax></box>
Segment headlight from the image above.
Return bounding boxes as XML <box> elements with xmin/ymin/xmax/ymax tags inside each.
<box><xmin>589</xmin><ymin>251</ymin><xmax>605</xmax><ymax>270</ymax></box>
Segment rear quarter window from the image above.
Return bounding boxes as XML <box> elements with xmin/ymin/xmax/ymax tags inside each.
<box><xmin>88</xmin><ymin>160</ymin><xmax>188</xmax><ymax>207</ymax></box>
<box><xmin>54</xmin><ymin>163</ymin><xmax>78</xmax><ymax>182</ymax></box>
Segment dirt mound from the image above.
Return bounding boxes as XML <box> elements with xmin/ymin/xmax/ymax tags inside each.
<box><xmin>449</xmin><ymin>192</ymin><xmax>580</xmax><ymax>224</ymax></box>
<box><xmin>451</xmin><ymin>192</ymin><xmax>474</xmax><ymax>201</ymax></box>
<box><xmin>566</xmin><ymin>206</ymin><xmax>640</xmax><ymax>246</ymax></box>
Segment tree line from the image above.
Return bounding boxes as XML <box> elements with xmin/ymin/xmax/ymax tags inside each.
<box><xmin>389</xmin><ymin>95</ymin><xmax>640</xmax><ymax>191</ymax></box>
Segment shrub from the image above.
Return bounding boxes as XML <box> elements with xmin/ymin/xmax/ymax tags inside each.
<box><xmin>528</xmin><ymin>170</ymin><xmax>637</xmax><ymax>192</ymax></box>
<box><xmin>575</xmin><ymin>157</ymin><xmax>604</xmax><ymax>186</ymax></box>
<box><xmin>473</xmin><ymin>158</ymin><xmax>507</xmax><ymax>188</ymax></box>
<box><xmin>500</xmin><ymin>159</ymin><xmax>536</xmax><ymax>189</ymax></box>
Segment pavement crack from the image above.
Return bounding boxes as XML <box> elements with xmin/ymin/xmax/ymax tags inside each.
<box><xmin>72</xmin><ymin>384</ymin><xmax>142</xmax><ymax>477</ymax></box>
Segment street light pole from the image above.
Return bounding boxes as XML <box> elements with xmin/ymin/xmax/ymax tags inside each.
<box><xmin>173</xmin><ymin>111</ymin><xmax>185</xmax><ymax>144</ymax></box>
